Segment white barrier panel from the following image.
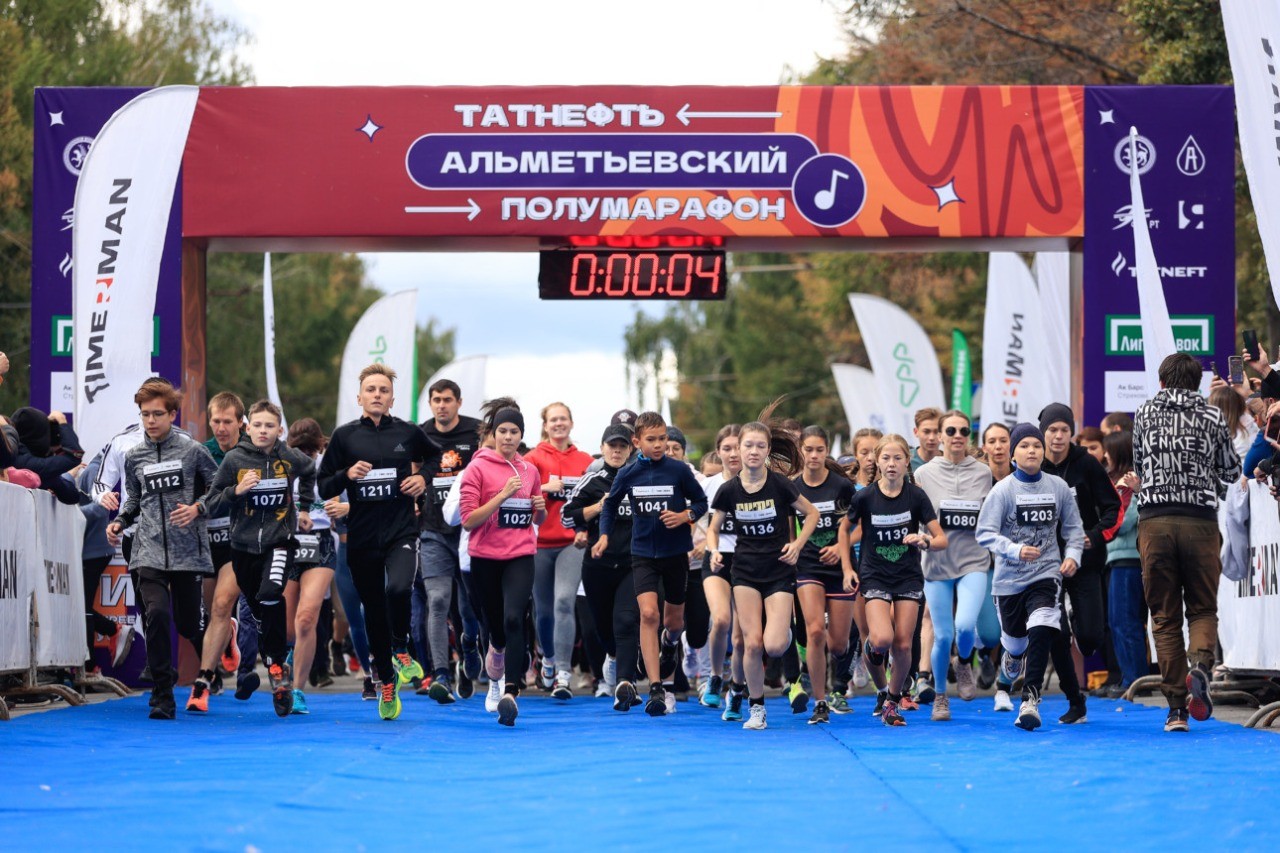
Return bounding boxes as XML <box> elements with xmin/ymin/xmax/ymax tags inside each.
<box><xmin>1219</xmin><ymin>482</ymin><xmax>1280</xmax><ymax>672</ymax></box>
<box><xmin>31</xmin><ymin>489</ymin><xmax>88</xmax><ymax>668</ymax></box>
<box><xmin>0</xmin><ymin>483</ymin><xmax>36</xmax><ymax>673</ymax></box>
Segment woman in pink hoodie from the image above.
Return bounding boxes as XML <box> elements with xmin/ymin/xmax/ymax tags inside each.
<box><xmin>459</xmin><ymin>406</ymin><xmax>545</xmax><ymax>727</ymax></box>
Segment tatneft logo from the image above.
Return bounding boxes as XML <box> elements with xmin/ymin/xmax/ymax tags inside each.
<box><xmin>1108</xmin><ymin>251</ymin><xmax>1207</xmax><ymax>279</ymax></box>
<box><xmin>52</xmin><ymin>315</ymin><xmax>160</xmax><ymax>357</ymax></box>
<box><xmin>1114</xmin><ymin>135</ymin><xmax>1155</xmax><ymax>175</ymax></box>
<box><xmin>1105</xmin><ymin>315</ymin><xmax>1214</xmax><ymax>356</ymax></box>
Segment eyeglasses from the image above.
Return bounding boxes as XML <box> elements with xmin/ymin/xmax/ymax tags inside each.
<box><xmin>139</xmin><ymin>410</ymin><xmax>171</xmax><ymax>420</ymax></box>
<box><xmin>944</xmin><ymin>426</ymin><xmax>971</xmax><ymax>437</ymax></box>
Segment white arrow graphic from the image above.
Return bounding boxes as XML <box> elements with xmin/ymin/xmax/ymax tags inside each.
<box><xmin>677</xmin><ymin>103</ymin><xmax>782</xmax><ymax>126</ymax></box>
<box><xmin>404</xmin><ymin>199</ymin><xmax>481</xmax><ymax>221</ymax></box>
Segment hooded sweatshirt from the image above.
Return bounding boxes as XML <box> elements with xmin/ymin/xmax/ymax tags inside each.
<box><xmin>203</xmin><ymin>433</ymin><xmax>316</xmax><ymax>554</ymax></box>
<box><xmin>914</xmin><ymin>454</ymin><xmax>994</xmax><ymax>581</ymax></box>
<box><xmin>525</xmin><ymin>439</ymin><xmax>593</xmax><ymax>548</ymax></box>
<box><xmin>459</xmin><ymin>447</ymin><xmax>543</xmax><ymax>561</ymax></box>
<box><xmin>1040</xmin><ymin>443</ymin><xmax>1123</xmax><ymax>573</ymax></box>
<box><xmin>1132</xmin><ymin>387</ymin><xmax>1239</xmax><ymax>521</ymax></box>
<box><xmin>116</xmin><ymin>428</ymin><xmax>219</xmax><ymax>573</ymax></box>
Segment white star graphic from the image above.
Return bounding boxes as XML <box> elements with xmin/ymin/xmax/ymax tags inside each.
<box><xmin>1099</xmin><ymin>109</ymin><xmax>1115</xmax><ymax>125</ymax></box>
<box><xmin>49</xmin><ymin>111</ymin><xmax>64</xmax><ymax>126</ymax></box>
<box><xmin>357</xmin><ymin>115</ymin><xmax>382</xmax><ymax>141</ymax></box>
<box><xmin>930</xmin><ymin>179</ymin><xmax>963</xmax><ymax>211</ymax></box>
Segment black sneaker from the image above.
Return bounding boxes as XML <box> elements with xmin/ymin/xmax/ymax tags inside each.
<box><xmin>614</xmin><ymin>680</ymin><xmax>638</xmax><ymax>713</ymax></box>
<box><xmin>1187</xmin><ymin>663</ymin><xmax>1213</xmax><ymax>721</ymax></box>
<box><xmin>428</xmin><ymin>673</ymin><xmax>456</xmax><ymax>705</ymax></box>
<box><xmin>913</xmin><ymin>673</ymin><xmax>936</xmax><ymax>705</ymax></box>
<box><xmin>330</xmin><ymin>641</ymin><xmax>346</xmax><ymax>678</ymax></box>
<box><xmin>497</xmin><ymin>693</ymin><xmax>519</xmax><ymax>727</ymax></box>
<box><xmin>1164</xmin><ymin>707</ymin><xmax>1190</xmax><ymax>732</ymax></box>
<box><xmin>148</xmin><ymin>689</ymin><xmax>175</xmax><ymax>720</ymax></box>
<box><xmin>645</xmin><ymin>684</ymin><xmax>668</xmax><ymax>716</ymax></box>
<box><xmin>361</xmin><ymin>676</ymin><xmax>377</xmax><ymax>701</ymax></box>
<box><xmin>808</xmin><ymin>699</ymin><xmax>830</xmax><ymax>725</ymax></box>
<box><xmin>455</xmin><ymin>662</ymin><xmax>475</xmax><ymax>700</ymax></box>
<box><xmin>873</xmin><ymin>690</ymin><xmax>887</xmax><ymax>717</ymax></box>
<box><xmin>659</xmin><ymin>638</ymin><xmax>680</xmax><ymax>682</ymax></box>
<box><xmin>209</xmin><ymin>671</ymin><xmax>224</xmax><ymax>696</ymax></box>
<box><xmin>977</xmin><ymin>654</ymin><xmax>997</xmax><ymax>690</ymax></box>
<box><xmin>234</xmin><ymin>671</ymin><xmax>260</xmax><ymax>701</ymax></box>
<box><xmin>1058</xmin><ymin>696</ymin><xmax>1088</xmax><ymax>725</ymax></box>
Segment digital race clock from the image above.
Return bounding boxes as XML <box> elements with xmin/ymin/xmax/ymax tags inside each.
<box><xmin>538</xmin><ymin>248</ymin><xmax>727</xmax><ymax>300</ymax></box>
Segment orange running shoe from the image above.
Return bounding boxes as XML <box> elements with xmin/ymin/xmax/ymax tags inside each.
<box><xmin>220</xmin><ymin>617</ymin><xmax>241</xmax><ymax>674</ymax></box>
<box><xmin>186</xmin><ymin>678</ymin><xmax>210</xmax><ymax>713</ymax></box>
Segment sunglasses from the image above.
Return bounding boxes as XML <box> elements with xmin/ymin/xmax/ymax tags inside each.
<box><xmin>944</xmin><ymin>426</ymin><xmax>971</xmax><ymax>437</ymax></box>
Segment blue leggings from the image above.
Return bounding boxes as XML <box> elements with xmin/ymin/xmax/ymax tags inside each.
<box><xmin>333</xmin><ymin>539</ymin><xmax>371</xmax><ymax>674</ymax></box>
<box><xmin>923</xmin><ymin>572</ymin><xmax>992</xmax><ymax>688</ymax></box>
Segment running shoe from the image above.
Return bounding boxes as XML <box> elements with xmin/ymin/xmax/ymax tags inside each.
<box><xmin>455</xmin><ymin>661</ymin><xmax>475</xmax><ymax>700</ymax></box>
<box><xmin>361</xmin><ymin>676</ymin><xmax>376</xmax><ymax>701</ymax></box>
<box><xmin>594</xmin><ymin>681</ymin><xmax>611</xmax><ymax>698</ymax></box>
<box><xmin>912</xmin><ymin>673</ymin><xmax>936</xmax><ymax>705</ymax></box>
<box><xmin>539</xmin><ymin>658</ymin><xmax>556</xmax><ymax>691</ymax></box>
<box><xmin>185</xmin><ymin>678</ymin><xmax>210</xmax><ymax>714</ymax></box>
<box><xmin>392</xmin><ymin>650</ymin><xmax>424</xmax><ymax>687</ymax></box>
<box><xmin>722</xmin><ymin>689</ymin><xmax>744</xmax><ymax>722</ymax></box>
<box><xmin>312</xmin><ymin>671</ymin><xmax>334</xmax><ymax>690</ymax></box>
<box><xmin>485</xmin><ymin>646</ymin><xmax>505</xmax><ymax>682</ymax></box>
<box><xmin>1058</xmin><ymin>696</ymin><xmax>1088</xmax><ymax>725</ymax></box>
<box><xmin>977</xmin><ymin>653</ymin><xmax>997</xmax><ymax>690</ymax></box>
<box><xmin>497</xmin><ymin>693</ymin><xmax>518</xmax><ymax>727</ymax></box>
<box><xmin>788</xmin><ymin>678</ymin><xmax>809</xmax><ymax>714</ymax></box>
<box><xmin>646</xmin><ymin>684</ymin><xmax>668</xmax><ymax>717</ymax></box>
<box><xmin>881</xmin><ymin>699</ymin><xmax>906</xmax><ymax>727</ymax></box>
<box><xmin>235</xmin><ymin>671</ymin><xmax>260</xmax><ymax>701</ymax></box>
<box><xmin>808</xmin><ymin>700</ymin><xmax>830</xmax><ymax>725</ymax></box>
<box><xmin>428</xmin><ymin>673</ymin><xmax>457</xmax><ymax>705</ymax></box>
<box><xmin>993</xmin><ymin>689</ymin><xmax>1014</xmax><ymax>712</ymax></box>
<box><xmin>602</xmin><ymin>654</ymin><xmax>617</xmax><ymax>693</ymax></box>
<box><xmin>149</xmin><ymin>689</ymin><xmax>176</xmax><ymax>720</ymax></box>
<box><xmin>659</xmin><ymin>636</ymin><xmax>680</xmax><ymax>682</ymax></box>
<box><xmin>209</xmin><ymin>671</ymin><xmax>223</xmax><ymax>695</ymax></box>
<box><xmin>827</xmin><ymin>692</ymin><xmax>852</xmax><ymax>715</ymax></box>
<box><xmin>873</xmin><ymin>690</ymin><xmax>888</xmax><ymax>717</ymax></box>
<box><xmin>347</xmin><ymin>653</ymin><xmax>361</xmax><ymax>675</ymax></box>
<box><xmin>552</xmin><ymin>670</ymin><xmax>573</xmax><ymax>701</ymax></box>
<box><xmin>799</xmin><ymin>671</ymin><xmax>812</xmax><ymax>696</ymax></box>
<box><xmin>220</xmin><ymin>617</ymin><xmax>240</xmax><ymax>674</ymax></box>
<box><xmin>664</xmin><ymin>686</ymin><xmax>678</xmax><ymax>715</ymax></box>
<box><xmin>899</xmin><ymin>694</ymin><xmax>920</xmax><ymax>712</ymax></box>
<box><xmin>614</xmin><ymin>680</ymin><xmax>638</xmax><ymax>712</ymax></box>
<box><xmin>743</xmin><ymin>703</ymin><xmax>767</xmax><ymax>730</ymax></box>
<box><xmin>330</xmin><ymin>641</ymin><xmax>346</xmax><ymax>678</ymax></box>
<box><xmin>1016</xmin><ymin>687</ymin><xmax>1041</xmax><ymax>731</ymax></box>
<box><xmin>290</xmin><ymin>689</ymin><xmax>309</xmax><ymax>715</ymax></box>
<box><xmin>931</xmin><ymin>694</ymin><xmax>951</xmax><ymax>722</ymax></box>
<box><xmin>268</xmin><ymin>662</ymin><xmax>293</xmax><ymax>717</ymax></box>
<box><xmin>460</xmin><ymin>635</ymin><xmax>483</xmax><ymax>681</ymax></box>
<box><xmin>999</xmin><ymin>650</ymin><xmax>1023</xmax><ymax>686</ymax></box>
<box><xmin>955</xmin><ymin>654</ymin><xmax>977</xmax><ymax>701</ymax></box>
<box><xmin>700</xmin><ymin>675</ymin><xmax>723</xmax><ymax>708</ymax></box>
<box><xmin>1164</xmin><ymin>707</ymin><xmax>1190</xmax><ymax>733</ymax></box>
<box><xmin>378</xmin><ymin>680</ymin><xmax>402</xmax><ymax>721</ymax></box>
<box><xmin>850</xmin><ymin>653</ymin><xmax>870</xmax><ymax>689</ymax></box>
<box><xmin>1187</xmin><ymin>663</ymin><xmax>1213</xmax><ymax>721</ymax></box>
<box><xmin>485</xmin><ymin>677</ymin><xmax>505</xmax><ymax>713</ymax></box>
<box><xmin>682</xmin><ymin>633</ymin><xmax>700</xmax><ymax>679</ymax></box>
<box><xmin>108</xmin><ymin>622</ymin><xmax>135</xmax><ymax>668</ymax></box>
<box><xmin>415</xmin><ymin>676</ymin><xmax>433</xmax><ymax>696</ymax></box>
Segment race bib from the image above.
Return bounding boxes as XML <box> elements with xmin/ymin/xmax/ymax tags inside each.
<box><xmin>249</xmin><ymin>477</ymin><xmax>289</xmax><ymax>509</ymax></box>
<box><xmin>293</xmin><ymin>533</ymin><xmax>321</xmax><ymax>565</ymax></box>
<box><xmin>141</xmin><ymin>460</ymin><xmax>184</xmax><ymax>495</ymax></box>
<box><xmin>354</xmin><ymin>468</ymin><xmax>398</xmax><ymax>502</ymax></box>
<box><xmin>498</xmin><ymin>497</ymin><xmax>534</xmax><ymax>529</ymax></box>
<box><xmin>801</xmin><ymin>499</ymin><xmax>839</xmax><ymax>531</ymax></box>
<box><xmin>632</xmin><ymin>485</ymin><xmax>674</xmax><ymax>517</ymax></box>
<box><xmin>1015</xmin><ymin>494</ymin><xmax>1058</xmax><ymax>527</ymax></box>
<box><xmin>737</xmin><ymin>503</ymin><xmax>779</xmax><ymax>538</ymax></box>
<box><xmin>207</xmin><ymin>516</ymin><xmax>230</xmax><ymax>545</ymax></box>
<box><xmin>617</xmin><ymin>496</ymin><xmax>633</xmax><ymax>518</ymax></box>
<box><xmin>721</xmin><ymin>511</ymin><xmax>736</xmax><ymax>536</ymax></box>
<box><xmin>870</xmin><ymin>511</ymin><xmax>911</xmax><ymax>544</ymax></box>
<box><xmin>939</xmin><ymin>499</ymin><xmax>981</xmax><ymax>531</ymax></box>
<box><xmin>548</xmin><ymin>475</ymin><xmax>582</xmax><ymax>503</ymax></box>
<box><xmin>432</xmin><ymin>475</ymin><xmax>456</xmax><ymax>506</ymax></box>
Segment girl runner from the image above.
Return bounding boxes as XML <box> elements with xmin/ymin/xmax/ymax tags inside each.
<box><xmin>792</xmin><ymin>426</ymin><xmax>857</xmax><ymax>725</ymax></box>
<box><xmin>982</xmin><ymin>423</ymin><xmax>1013</xmax><ymax>483</ymax></box>
<box><xmin>846</xmin><ymin>434</ymin><xmax>947</xmax><ymax>727</ymax></box>
<box><xmin>696</xmin><ymin>425</ymin><xmax>743</xmax><ymax>715</ymax></box>
<box><xmin>845</xmin><ymin>428</ymin><xmax>889</xmax><ymax>711</ymax></box>
<box><xmin>914</xmin><ymin>410</ymin><xmax>993</xmax><ymax>721</ymax></box>
<box><xmin>708</xmin><ymin>421</ymin><xmax>820</xmax><ymax>730</ymax></box>
<box><xmin>981</xmin><ymin>421</ymin><xmax>1016</xmax><ymax>708</ymax></box>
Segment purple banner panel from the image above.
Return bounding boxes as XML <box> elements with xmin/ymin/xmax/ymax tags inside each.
<box><xmin>1081</xmin><ymin>86</ymin><xmax>1235</xmax><ymax>427</ymax></box>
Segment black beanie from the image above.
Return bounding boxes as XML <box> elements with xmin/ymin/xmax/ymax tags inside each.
<box><xmin>11</xmin><ymin>407</ymin><xmax>52</xmax><ymax>457</ymax></box>
<box><xmin>1038</xmin><ymin>403</ymin><xmax>1074</xmax><ymax>434</ymax></box>
<box><xmin>491</xmin><ymin>407</ymin><xmax>524</xmax><ymax>435</ymax></box>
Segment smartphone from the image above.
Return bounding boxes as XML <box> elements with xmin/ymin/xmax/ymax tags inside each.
<box><xmin>1268</xmin><ymin>414</ymin><xmax>1280</xmax><ymax>443</ymax></box>
<box><xmin>1229</xmin><ymin>355</ymin><xmax>1245</xmax><ymax>386</ymax></box>
<box><xmin>1244</xmin><ymin>329</ymin><xmax>1261</xmax><ymax>362</ymax></box>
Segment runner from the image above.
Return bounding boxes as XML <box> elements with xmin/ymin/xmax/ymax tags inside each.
<box><xmin>695</xmin><ymin>425</ymin><xmax>743</xmax><ymax>716</ymax></box>
<box><xmin>846</xmin><ymin>433</ymin><xmax>947</xmax><ymax>727</ymax></box>
<box><xmin>562</xmin><ymin>423</ymin><xmax>642</xmax><ymax>712</ymax></box>
<box><xmin>980</xmin><ymin>421</ymin><xmax>1016</xmax><ymax>708</ymax></box>
<box><xmin>910</xmin><ymin>408</ymin><xmax>943</xmax><ymax>474</ymax></box>
<box><xmin>318</xmin><ymin>364</ymin><xmax>436</xmax><ymax>721</ymax></box>
<box><xmin>418</xmin><ymin>379</ymin><xmax>484</xmax><ymax>703</ymax></box>
<box><xmin>596</xmin><ymin>411</ymin><xmax>707</xmax><ymax>716</ymax></box>
<box><xmin>976</xmin><ymin>423</ymin><xmax>1085</xmax><ymax>731</ymax></box>
<box><xmin>708</xmin><ymin>421</ymin><xmax>819</xmax><ymax>730</ymax></box>
<box><xmin>914</xmin><ymin>410</ymin><xmax>993</xmax><ymax>721</ymax></box>
<box><xmin>525</xmin><ymin>402</ymin><xmax>592</xmax><ymax>698</ymax></box>
<box><xmin>105</xmin><ymin>379</ymin><xmax>217</xmax><ymax>720</ymax></box>
<box><xmin>459</xmin><ymin>406</ymin><xmax>545</xmax><ymax>726</ymax></box>
<box><xmin>791</xmin><ymin>425</ymin><xmax>856</xmax><ymax>725</ymax></box>
<box><xmin>845</xmin><ymin>427</ymin><xmax>886</xmax><ymax>706</ymax></box>
<box><xmin>981</xmin><ymin>423</ymin><xmax>1013</xmax><ymax>483</ymax></box>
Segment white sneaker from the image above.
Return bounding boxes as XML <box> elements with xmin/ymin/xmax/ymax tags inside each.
<box><xmin>954</xmin><ymin>654</ymin><xmax>977</xmax><ymax>701</ymax></box>
<box><xmin>540</xmin><ymin>659</ymin><xmax>555</xmax><ymax>690</ymax></box>
<box><xmin>1016</xmin><ymin>690</ymin><xmax>1042</xmax><ymax>731</ymax></box>
<box><xmin>602</xmin><ymin>654</ymin><xmax>617</xmax><ymax>692</ymax></box>
<box><xmin>850</xmin><ymin>653</ymin><xmax>870</xmax><ymax>689</ymax></box>
<box><xmin>743</xmin><ymin>703</ymin><xmax>767</xmax><ymax>730</ymax></box>
<box><xmin>682</xmin><ymin>633</ymin><xmax>700</xmax><ymax>679</ymax></box>
<box><xmin>993</xmin><ymin>689</ymin><xmax>1014</xmax><ymax>712</ymax></box>
<box><xmin>594</xmin><ymin>681</ymin><xmax>611</xmax><ymax>698</ymax></box>
<box><xmin>485</xmin><ymin>677</ymin><xmax>505</xmax><ymax>713</ymax></box>
<box><xmin>552</xmin><ymin>670</ymin><xmax>573</xmax><ymax>700</ymax></box>
<box><xmin>664</xmin><ymin>687</ymin><xmax>677</xmax><ymax>715</ymax></box>
<box><xmin>999</xmin><ymin>650</ymin><xmax>1023</xmax><ymax>685</ymax></box>
<box><xmin>111</xmin><ymin>622</ymin><xmax>136</xmax><ymax>668</ymax></box>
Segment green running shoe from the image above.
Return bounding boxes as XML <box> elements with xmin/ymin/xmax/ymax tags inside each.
<box><xmin>788</xmin><ymin>679</ymin><xmax>809</xmax><ymax>714</ymax></box>
<box><xmin>827</xmin><ymin>692</ymin><xmax>852</xmax><ymax>714</ymax></box>
<box><xmin>378</xmin><ymin>680</ymin><xmax>402</xmax><ymax>720</ymax></box>
<box><xmin>392</xmin><ymin>649</ymin><xmax>424</xmax><ymax>686</ymax></box>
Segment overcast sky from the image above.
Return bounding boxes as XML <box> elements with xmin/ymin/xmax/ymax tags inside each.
<box><xmin>214</xmin><ymin>0</ymin><xmax>848</xmax><ymax>440</ymax></box>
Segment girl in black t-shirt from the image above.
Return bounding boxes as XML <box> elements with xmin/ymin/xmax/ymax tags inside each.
<box><xmin>846</xmin><ymin>434</ymin><xmax>946</xmax><ymax>727</ymax></box>
<box><xmin>708</xmin><ymin>420</ymin><xmax>819</xmax><ymax>731</ymax></box>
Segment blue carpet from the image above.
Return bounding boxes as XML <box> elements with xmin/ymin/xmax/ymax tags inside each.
<box><xmin>2</xmin><ymin>690</ymin><xmax>1278</xmax><ymax>851</ymax></box>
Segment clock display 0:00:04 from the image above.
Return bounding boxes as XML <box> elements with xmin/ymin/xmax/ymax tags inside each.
<box><xmin>538</xmin><ymin>249</ymin><xmax>727</xmax><ymax>300</ymax></box>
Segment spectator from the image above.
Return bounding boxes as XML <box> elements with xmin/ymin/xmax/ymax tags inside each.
<box><xmin>1101</xmin><ymin>411</ymin><xmax>1132</xmax><ymax>434</ymax></box>
<box><xmin>1</xmin><ymin>407</ymin><xmax>83</xmax><ymax>503</ymax></box>
<box><xmin>1103</xmin><ymin>430</ymin><xmax>1146</xmax><ymax>697</ymax></box>
<box><xmin>1075</xmin><ymin>426</ymin><xmax>1105</xmax><ymax>466</ymax></box>
<box><xmin>1132</xmin><ymin>353</ymin><xmax>1239</xmax><ymax>732</ymax></box>
<box><xmin>1208</xmin><ymin>384</ymin><xmax>1256</xmax><ymax>466</ymax></box>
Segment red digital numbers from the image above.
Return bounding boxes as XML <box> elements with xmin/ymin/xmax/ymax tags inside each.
<box><xmin>541</xmin><ymin>249</ymin><xmax>727</xmax><ymax>300</ymax></box>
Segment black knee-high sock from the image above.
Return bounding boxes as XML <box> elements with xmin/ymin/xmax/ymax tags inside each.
<box><xmin>1022</xmin><ymin>626</ymin><xmax>1057</xmax><ymax>698</ymax></box>
<box><xmin>1048</xmin><ymin>626</ymin><xmax>1084</xmax><ymax>702</ymax></box>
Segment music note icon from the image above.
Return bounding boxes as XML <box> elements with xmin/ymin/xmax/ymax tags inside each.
<box><xmin>814</xmin><ymin>171</ymin><xmax>849</xmax><ymax>211</ymax></box>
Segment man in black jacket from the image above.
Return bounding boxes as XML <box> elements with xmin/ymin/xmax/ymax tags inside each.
<box><xmin>3</xmin><ymin>407</ymin><xmax>83</xmax><ymax>504</ymax></box>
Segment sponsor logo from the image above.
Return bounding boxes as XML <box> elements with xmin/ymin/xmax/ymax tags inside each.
<box><xmin>1113</xmin><ymin>204</ymin><xmax>1157</xmax><ymax>230</ymax></box>
<box><xmin>61</xmin><ymin>207</ymin><xmax>74</xmax><ymax>231</ymax></box>
<box><xmin>891</xmin><ymin>343</ymin><xmax>921</xmax><ymax>408</ymax></box>
<box><xmin>1114</xmin><ymin>135</ymin><xmax>1155</xmax><ymax>176</ymax></box>
<box><xmin>53</xmin><ymin>314</ymin><xmax>160</xmax><ymax>358</ymax></box>
<box><xmin>1176</xmin><ymin>135</ymin><xmax>1205</xmax><ymax>176</ymax></box>
<box><xmin>63</xmin><ymin>136</ymin><xmax>93</xmax><ymax>175</ymax></box>
<box><xmin>1108</xmin><ymin>252</ymin><xmax>1207</xmax><ymax>279</ymax></box>
<box><xmin>1105</xmin><ymin>314</ymin><xmax>1214</xmax><ymax>356</ymax></box>
<box><xmin>1178</xmin><ymin>200</ymin><xmax>1205</xmax><ymax>230</ymax></box>
<box><xmin>58</xmin><ymin>253</ymin><xmax>72</xmax><ymax>278</ymax></box>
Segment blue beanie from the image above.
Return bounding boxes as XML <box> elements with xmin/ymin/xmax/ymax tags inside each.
<box><xmin>1009</xmin><ymin>422</ymin><xmax>1045</xmax><ymax>453</ymax></box>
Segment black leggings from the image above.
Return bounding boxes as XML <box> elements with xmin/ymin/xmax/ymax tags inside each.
<box><xmin>582</xmin><ymin>561</ymin><xmax>640</xmax><ymax>684</ymax></box>
<box><xmin>1045</xmin><ymin>568</ymin><xmax>1102</xmax><ymax>702</ymax></box>
<box><xmin>347</xmin><ymin>536</ymin><xmax>418</xmax><ymax>683</ymax></box>
<box><xmin>470</xmin><ymin>555</ymin><xmax>536</xmax><ymax>693</ymax></box>
<box><xmin>136</xmin><ymin>567</ymin><xmax>204</xmax><ymax>693</ymax></box>
<box><xmin>684</xmin><ymin>570</ymin><xmax>710</xmax><ymax>649</ymax></box>
<box><xmin>83</xmin><ymin>555</ymin><xmax>117</xmax><ymax>659</ymax></box>
<box><xmin>231</xmin><ymin>548</ymin><xmax>290</xmax><ymax>667</ymax></box>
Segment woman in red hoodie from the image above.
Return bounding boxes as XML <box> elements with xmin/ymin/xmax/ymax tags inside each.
<box><xmin>459</xmin><ymin>407</ymin><xmax>546</xmax><ymax>727</ymax></box>
<box><xmin>525</xmin><ymin>402</ymin><xmax>593</xmax><ymax>699</ymax></box>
